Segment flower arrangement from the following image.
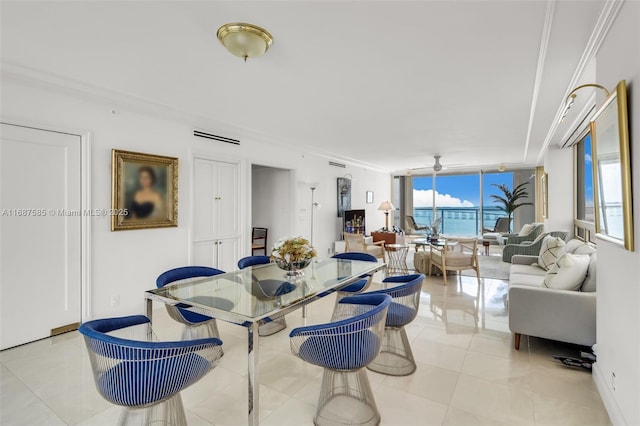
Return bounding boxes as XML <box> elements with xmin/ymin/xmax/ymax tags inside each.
<box><xmin>271</xmin><ymin>236</ymin><xmax>317</xmax><ymax>263</ymax></box>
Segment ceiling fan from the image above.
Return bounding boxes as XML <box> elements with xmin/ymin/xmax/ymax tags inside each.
<box><xmin>406</xmin><ymin>155</ymin><xmax>464</xmax><ymax>175</ymax></box>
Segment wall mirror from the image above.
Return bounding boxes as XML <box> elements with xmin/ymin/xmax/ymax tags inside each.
<box><xmin>590</xmin><ymin>80</ymin><xmax>633</xmax><ymax>251</ymax></box>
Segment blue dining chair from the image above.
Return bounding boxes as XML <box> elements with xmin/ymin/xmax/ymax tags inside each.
<box><xmin>331</xmin><ymin>252</ymin><xmax>378</xmax><ymax>303</ymax></box>
<box><xmin>79</xmin><ymin>315</ymin><xmax>222</xmax><ymax>425</ymax></box>
<box><xmin>237</xmin><ymin>255</ymin><xmax>270</xmax><ymax>269</ymax></box>
<box><xmin>238</xmin><ymin>255</ymin><xmax>294</xmax><ymax>336</ymax></box>
<box><xmin>290</xmin><ymin>293</ymin><xmax>391</xmax><ymax>426</ymax></box>
<box><xmin>365</xmin><ymin>274</ymin><xmax>425</xmax><ymax>376</ymax></box>
<box><xmin>156</xmin><ymin>266</ymin><xmax>229</xmax><ymax>342</ymax></box>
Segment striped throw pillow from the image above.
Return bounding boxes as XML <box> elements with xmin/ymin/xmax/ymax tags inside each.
<box><xmin>538</xmin><ymin>236</ymin><xmax>565</xmax><ymax>271</ymax></box>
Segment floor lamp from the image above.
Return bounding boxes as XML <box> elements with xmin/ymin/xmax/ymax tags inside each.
<box><xmin>305</xmin><ymin>183</ymin><xmax>320</xmax><ymax>319</ymax></box>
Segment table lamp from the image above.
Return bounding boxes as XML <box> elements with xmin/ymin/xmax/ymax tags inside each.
<box><xmin>378</xmin><ymin>201</ymin><xmax>396</xmax><ymax>231</ymax></box>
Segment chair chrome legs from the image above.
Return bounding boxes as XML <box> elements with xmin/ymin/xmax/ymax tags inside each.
<box><xmin>258</xmin><ymin>317</ymin><xmax>287</xmax><ymax>336</ymax></box>
<box><xmin>368</xmin><ymin>326</ymin><xmax>416</xmax><ymax>376</ymax></box>
<box><xmin>181</xmin><ymin>320</ymin><xmax>224</xmax><ymax>356</ymax></box>
<box><xmin>118</xmin><ymin>393</ymin><xmax>186</xmax><ymax>426</ymax></box>
<box><xmin>315</xmin><ymin>368</ymin><xmax>380</xmax><ymax>426</ymax></box>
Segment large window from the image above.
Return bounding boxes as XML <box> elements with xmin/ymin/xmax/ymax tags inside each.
<box><xmin>410</xmin><ymin>171</ymin><xmax>532</xmax><ymax>236</ymax></box>
<box><xmin>574</xmin><ymin>132</ymin><xmax>596</xmax><ymax>243</ymax></box>
<box><xmin>576</xmin><ymin>133</ymin><xmax>595</xmax><ymax>222</ymax></box>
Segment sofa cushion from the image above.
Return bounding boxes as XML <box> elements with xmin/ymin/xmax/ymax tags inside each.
<box><xmin>544</xmin><ymin>253</ymin><xmax>590</xmax><ymax>291</ymax></box>
<box><xmin>510</xmin><ymin>273</ymin><xmax>545</xmax><ymax>287</ymax></box>
<box><xmin>538</xmin><ymin>236</ymin><xmax>566</xmax><ymax>271</ymax></box>
<box><xmin>581</xmin><ymin>252</ymin><xmax>597</xmax><ymax>292</ymax></box>
<box><xmin>510</xmin><ymin>263</ymin><xmax>547</xmax><ymax>277</ymax></box>
<box><xmin>563</xmin><ymin>239</ymin><xmax>586</xmax><ymax>254</ymax></box>
<box><xmin>519</xmin><ymin>223</ymin><xmax>535</xmax><ymax>236</ymax></box>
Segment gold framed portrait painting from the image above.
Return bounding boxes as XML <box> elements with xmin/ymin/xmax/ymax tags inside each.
<box><xmin>111</xmin><ymin>149</ymin><xmax>178</xmax><ymax>231</ymax></box>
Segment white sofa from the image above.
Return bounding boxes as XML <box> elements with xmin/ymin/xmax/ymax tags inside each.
<box><xmin>508</xmin><ymin>239</ymin><xmax>597</xmax><ymax>350</ymax></box>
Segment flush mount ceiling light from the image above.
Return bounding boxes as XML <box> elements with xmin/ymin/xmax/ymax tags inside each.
<box><xmin>559</xmin><ymin>83</ymin><xmax>610</xmax><ymax>123</ymax></box>
<box><xmin>217</xmin><ymin>22</ymin><xmax>273</xmax><ymax>62</ymax></box>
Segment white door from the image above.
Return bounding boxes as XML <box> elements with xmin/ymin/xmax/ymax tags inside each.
<box><xmin>0</xmin><ymin>123</ymin><xmax>82</xmax><ymax>349</ymax></box>
<box><xmin>192</xmin><ymin>158</ymin><xmax>240</xmax><ymax>271</ymax></box>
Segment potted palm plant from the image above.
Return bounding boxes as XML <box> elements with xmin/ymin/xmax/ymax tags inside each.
<box><xmin>490</xmin><ymin>182</ymin><xmax>533</xmax><ymax>232</ymax></box>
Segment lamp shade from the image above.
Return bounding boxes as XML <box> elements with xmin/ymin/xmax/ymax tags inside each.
<box><xmin>378</xmin><ymin>201</ymin><xmax>396</xmax><ymax>211</ymax></box>
<box><xmin>217</xmin><ymin>23</ymin><xmax>273</xmax><ymax>61</ymax></box>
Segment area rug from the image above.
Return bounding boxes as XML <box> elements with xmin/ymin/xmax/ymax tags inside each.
<box><xmin>461</xmin><ymin>255</ymin><xmax>510</xmax><ymax>281</ymax></box>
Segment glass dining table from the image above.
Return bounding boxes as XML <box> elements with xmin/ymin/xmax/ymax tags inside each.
<box><xmin>144</xmin><ymin>258</ymin><xmax>385</xmax><ymax>426</ymax></box>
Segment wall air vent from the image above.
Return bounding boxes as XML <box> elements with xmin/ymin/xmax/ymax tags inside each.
<box><xmin>193</xmin><ymin>129</ymin><xmax>240</xmax><ymax>146</ymax></box>
<box><xmin>329</xmin><ymin>161</ymin><xmax>346</xmax><ymax>168</ymax></box>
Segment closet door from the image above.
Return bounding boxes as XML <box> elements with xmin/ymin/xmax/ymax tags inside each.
<box><xmin>1</xmin><ymin>123</ymin><xmax>82</xmax><ymax>349</ymax></box>
<box><xmin>215</xmin><ymin>161</ymin><xmax>239</xmax><ymax>239</ymax></box>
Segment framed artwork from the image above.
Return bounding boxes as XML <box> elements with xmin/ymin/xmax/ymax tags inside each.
<box><xmin>540</xmin><ymin>172</ymin><xmax>548</xmax><ymax>219</ymax></box>
<box><xmin>591</xmin><ymin>80</ymin><xmax>633</xmax><ymax>251</ymax></box>
<box><xmin>366</xmin><ymin>191</ymin><xmax>374</xmax><ymax>204</ymax></box>
<box><xmin>337</xmin><ymin>177</ymin><xmax>351</xmax><ymax>217</ymax></box>
<box><xmin>111</xmin><ymin>149</ymin><xmax>178</xmax><ymax>231</ymax></box>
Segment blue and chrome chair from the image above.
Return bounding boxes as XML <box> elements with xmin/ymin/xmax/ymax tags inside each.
<box><xmin>156</xmin><ymin>266</ymin><xmax>228</xmax><ymax>341</ymax></box>
<box><xmin>79</xmin><ymin>315</ymin><xmax>222</xmax><ymax>425</ymax></box>
<box><xmin>331</xmin><ymin>252</ymin><xmax>378</xmax><ymax>303</ymax></box>
<box><xmin>238</xmin><ymin>255</ymin><xmax>295</xmax><ymax>336</ymax></box>
<box><xmin>290</xmin><ymin>293</ymin><xmax>391</xmax><ymax>426</ymax></box>
<box><xmin>365</xmin><ymin>274</ymin><xmax>424</xmax><ymax>376</ymax></box>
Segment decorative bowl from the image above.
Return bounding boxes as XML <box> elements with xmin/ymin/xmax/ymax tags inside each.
<box><xmin>274</xmin><ymin>258</ymin><xmax>312</xmax><ymax>278</ymax></box>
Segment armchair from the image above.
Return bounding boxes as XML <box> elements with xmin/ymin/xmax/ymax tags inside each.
<box><xmin>405</xmin><ymin>215</ymin><xmax>429</xmax><ymax>234</ymax></box>
<box><xmin>502</xmin><ymin>231</ymin><xmax>568</xmax><ymax>263</ymax></box>
<box><xmin>429</xmin><ymin>237</ymin><xmax>480</xmax><ymax>286</ymax></box>
<box><xmin>482</xmin><ymin>217</ymin><xmax>511</xmax><ymax>234</ymax></box>
<box><xmin>503</xmin><ymin>222</ymin><xmax>544</xmax><ymax>245</ymax></box>
<box><xmin>79</xmin><ymin>315</ymin><xmax>222</xmax><ymax>425</ymax></box>
<box><xmin>344</xmin><ymin>232</ymin><xmax>385</xmax><ymax>262</ymax></box>
<box><xmin>331</xmin><ymin>252</ymin><xmax>378</xmax><ymax>303</ymax></box>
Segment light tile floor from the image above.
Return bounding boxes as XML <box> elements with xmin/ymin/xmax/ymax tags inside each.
<box><xmin>0</xmin><ymin>270</ymin><xmax>611</xmax><ymax>425</ymax></box>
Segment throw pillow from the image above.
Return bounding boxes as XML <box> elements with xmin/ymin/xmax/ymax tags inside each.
<box><xmin>538</xmin><ymin>236</ymin><xmax>566</xmax><ymax>270</ymax></box>
<box><xmin>544</xmin><ymin>253</ymin><xmax>591</xmax><ymax>291</ymax></box>
<box><xmin>518</xmin><ymin>223</ymin><xmax>535</xmax><ymax>236</ymax></box>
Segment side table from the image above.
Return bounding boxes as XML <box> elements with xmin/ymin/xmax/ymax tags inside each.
<box><xmin>385</xmin><ymin>244</ymin><xmax>410</xmax><ymax>276</ymax></box>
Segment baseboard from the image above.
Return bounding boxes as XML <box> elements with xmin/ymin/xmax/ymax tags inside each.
<box><xmin>593</xmin><ymin>362</ymin><xmax>627</xmax><ymax>425</ymax></box>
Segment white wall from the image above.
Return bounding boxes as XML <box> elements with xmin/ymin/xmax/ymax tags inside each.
<box><xmin>0</xmin><ymin>77</ymin><xmax>391</xmax><ymax>319</ymax></box>
<box><xmin>590</xmin><ymin>2</ymin><xmax>640</xmax><ymax>424</ymax></box>
<box><xmin>251</xmin><ymin>166</ymin><xmax>293</xmax><ymax>250</ymax></box>
<box><xmin>543</xmin><ymin>146</ymin><xmax>575</xmax><ymax>237</ymax></box>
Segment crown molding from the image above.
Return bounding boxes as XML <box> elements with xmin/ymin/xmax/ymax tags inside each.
<box><xmin>1</xmin><ymin>60</ymin><xmax>389</xmax><ymax>173</ymax></box>
<box><xmin>522</xmin><ymin>0</ymin><xmax>556</xmax><ymax>162</ymax></box>
<box><xmin>536</xmin><ymin>0</ymin><xmax>625</xmax><ymax>163</ymax></box>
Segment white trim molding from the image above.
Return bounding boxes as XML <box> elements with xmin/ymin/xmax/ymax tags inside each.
<box><xmin>536</xmin><ymin>0</ymin><xmax>625</xmax><ymax>162</ymax></box>
<box><xmin>593</xmin><ymin>362</ymin><xmax>627</xmax><ymax>425</ymax></box>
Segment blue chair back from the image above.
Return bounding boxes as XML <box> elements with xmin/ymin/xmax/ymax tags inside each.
<box><xmin>290</xmin><ymin>293</ymin><xmax>391</xmax><ymax>370</ymax></box>
<box><xmin>367</xmin><ymin>274</ymin><xmax>424</xmax><ymax>327</ymax></box>
<box><xmin>79</xmin><ymin>315</ymin><xmax>222</xmax><ymax>408</ymax></box>
<box><xmin>156</xmin><ymin>266</ymin><xmax>225</xmax><ymax>288</ymax></box>
<box><xmin>238</xmin><ymin>255</ymin><xmax>271</xmax><ymax>269</ymax></box>
<box><xmin>332</xmin><ymin>252</ymin><xmax>377</xmax><ymax>263</ymax></box>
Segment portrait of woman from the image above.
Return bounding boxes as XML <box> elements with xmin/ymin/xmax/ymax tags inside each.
<box><xmin>129</xmin><ymin>166</ymin><xmax>164</xmax><ymax>219</ymax></box>
<box><xmin>112</xmin><ymin>149</ymin><xmax>178</xmax><ymax>231</ymax></box>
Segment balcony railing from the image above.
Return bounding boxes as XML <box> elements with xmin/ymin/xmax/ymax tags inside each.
<box><xmin>413</xmin><ymin>207</ymin><xmax>507</xmax><ymax>236</ymax></box>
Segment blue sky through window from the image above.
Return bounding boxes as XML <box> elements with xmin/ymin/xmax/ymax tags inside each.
<box><xmin>413</xmin><ymin>172</ymin><xmax>514</xmax><ymax>207</ymax></box>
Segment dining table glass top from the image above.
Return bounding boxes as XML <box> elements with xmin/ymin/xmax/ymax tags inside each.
<box><xmin>146</xmin><ymin>258</ymin><xmax>382</xmax><ymax>322</ymax></box>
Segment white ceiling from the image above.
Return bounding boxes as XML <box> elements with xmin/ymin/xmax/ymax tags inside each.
<box><xmin>0</xmin><ymin>1</ymin><xmax>605</xmax><ymax>172</ymax></box>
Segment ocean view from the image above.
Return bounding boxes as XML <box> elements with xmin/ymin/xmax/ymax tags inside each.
<box><xmin>413</xmin><ymin>207</ymin><xmax>507</xmax><ymax>236</ymax></box>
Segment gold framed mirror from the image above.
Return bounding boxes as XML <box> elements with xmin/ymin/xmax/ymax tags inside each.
<box><xmin>590</xmin><ymin>80</ymin><xmax>633</xmax><ymax>251</ymax></box>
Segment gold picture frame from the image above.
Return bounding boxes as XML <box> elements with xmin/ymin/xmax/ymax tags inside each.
<box><xmin>111</xmin><ymin>149</ymin><xmax>178</xmax><ymax>231</ymax></box>
<box><xmin>540</xmin><ymin>172</ymin><xmax>549</xmax><ymax>219</ymax></box>
<box><xmin>590</xmin><ymin>80</ymin><xmax>633</xmax><ymax>251</ymax></box>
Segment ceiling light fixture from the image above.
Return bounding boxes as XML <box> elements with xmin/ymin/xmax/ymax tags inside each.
<box><xmin>498</xmin><ymin>164</ymin><xmax>506</xmax><ymax>172</ymax></box>
<box><xmin>217</xmin><ymin>22</ymin><xmax>273</xmax><ymax>62</ymax></box>
<box><xmin>559</xmin><ymin>83</ymin><xmax>610</xmax><ymax>124</ymax></box>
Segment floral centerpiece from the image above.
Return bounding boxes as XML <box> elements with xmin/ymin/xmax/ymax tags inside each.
<box><xmin>271</xmin><ymin>237</ymin><xmax>317</xmax><ymax>278</ymax></box>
